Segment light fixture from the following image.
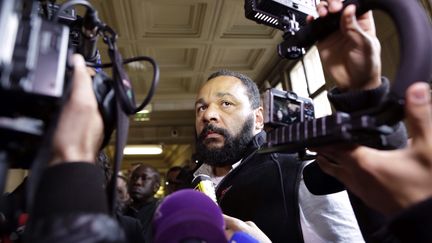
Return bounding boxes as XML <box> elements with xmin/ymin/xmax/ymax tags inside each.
<box><xmin>134</xmin><ymin>104</ymin><xmax>152</xmax><ymax>122</ymax></box>
<box><xmin>123</xmin><ymin>145</ymin><xmax>163</xmax><ymax>155</ymax></box>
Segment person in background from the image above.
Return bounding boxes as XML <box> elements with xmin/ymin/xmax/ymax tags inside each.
<box><xmin>116</xmin><ymin>175</ymin><xmax>131</xmax><ymax>212</ymax></box>
<box><xmin>164</xmin><ymin>166</ymin><xmax>186</xmax><ymax>195</ymax></box>
<box><xmin>124</xmin><ymin>164</ymin><xmax>160</xmax><ymax>242</ymax></box>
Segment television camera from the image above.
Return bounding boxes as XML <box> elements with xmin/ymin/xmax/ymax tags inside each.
<box><xmin>244</xmin><ymin>0</ymin><xmax>432</xmax><ymax>154</ymax></box>
<box><xmin>0</xmin><ymin>0</ymin><xmax>159</xmax><ymax>205</ymax></box>
<box><xmin>245</xmin><ymin>0</ymin><xmax>432</xmax><ymax>194</ymax></box>
<box><xmin>262</xmin><ymin>88</ymin><xmax>314</xmax><ymax>128</ymax></box>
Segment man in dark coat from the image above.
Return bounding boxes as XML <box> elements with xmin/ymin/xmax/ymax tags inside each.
<box><xmin>124</xmin><ymin>164</ymin><xmax>160</xmax><ymax>242</ymax></box>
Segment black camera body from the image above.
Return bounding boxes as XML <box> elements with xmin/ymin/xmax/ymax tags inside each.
<box><xmin>245</xmin><ymin>0</ymin><xmax>318</xmax><ymax>30</ymax></box>
<box><xmin>245</xmin><ymin>0</ymin><xmax>318</xmax><ymax>58</ymax></box>
<box><xmin>0</xmin><ymin>0</ymin><xmax>114</xmax><ymax>168</ymax></box>
<box><xmin>262</xmin><ymin>88</ymin><xmax>314</xmax><ymax>128</ymax></box>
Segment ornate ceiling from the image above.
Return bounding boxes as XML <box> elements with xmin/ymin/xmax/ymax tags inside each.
<box><xmin>87</xmin><ymin>0</ymin><xmax>431</xmax><ymax>174</ymax></box>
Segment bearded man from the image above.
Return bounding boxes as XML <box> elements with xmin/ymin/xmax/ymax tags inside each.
<box><xmin>193</xmin><ymin>69</ymin><xmax>365</xmax><ymax>243</ymax></box>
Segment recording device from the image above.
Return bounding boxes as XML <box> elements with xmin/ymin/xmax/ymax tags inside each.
<box><xmin>244</xmin><ymin>0</ymin><xmax>318</xmax><ymax>31</ymax></box>
<box><xmin>262</xmin><ymin>88</ymin><xmax>315</xmax><ymax>158</ymax></box>
<box><xmin>0</xmin><ymin>0</ymin><xmax>158</xmax><ymax>169</ymax></box>
<box><xmin>245</xmin><ymin>0</ymin><xmax>432</xmax><ymax>150</ymax></box>
<box><xmin>0</xmin><ymin>0</ymin><xmax>159</xmax><ymax>217</ymax></box>
<box><xmin>192</xmin><ymin>174</ymin><xmax>217</xmax><ymax>203</ymax></box>
<box><xmin>262</xmin><ymin>88</ymin><xmax>314</xmax><ymax>128</ymax></box>
<box><xmin>37</xmin><ymin>1</ymin><xmax>98</xmax><ymax>61</ymax></box>
<box><xmin>245</xmin><ymin>0</ymin><xmax>432</xmax><ymax>194</ymax></box>
<box><xmin>245</xmin><ymin>0</ymin><xmax>319</xmax><ymax>58</ymax></box>
<box><xmin>153</xmin><ymin>189</ymin><xmax>226</xmax><ymax>243</ymax></box>
<box><xmin>0</xmin><ymin>0</ymin><xmax>105</xmax><ymax>168</ymax></box>
<box><xmin>0</xmin><ymin>0</ymin><xmax>72</xmax><ymax>167</ymax></box>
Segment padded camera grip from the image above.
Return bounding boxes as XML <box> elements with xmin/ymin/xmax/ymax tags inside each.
<box><xmin>92</xmin><ymin>71</ymin><xmax>116</xmax><ymax>148</ymax></box>
<box><xmin>366</xmin><ymin>0</ymin><xmax>432</xmax><ymax>99</ymax></box>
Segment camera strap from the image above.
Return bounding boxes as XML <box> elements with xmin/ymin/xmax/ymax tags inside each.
<box><xmin>102</xmin><ymin>27</ymin><xmax>135</xmax><ymax>214</ymax></box>
<box><xmin>109</xmin><ymin>98</ymin><xmax>130</xmax><ymax>214</ymax></box>
<box><xmin>79</xmin><ymin>23</ymin><xmax>159</xmax><ymax>214</ymax></box>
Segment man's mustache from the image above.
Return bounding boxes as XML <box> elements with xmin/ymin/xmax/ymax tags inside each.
<box><xmin>198</xmin><ymin>124</ymin><xmax>229</xmax><ymax>141</ymax></box>
<box><xmin>129</xmin><ymin>185</ymin><xmax>147</xmax><ymax>194</ymax></box>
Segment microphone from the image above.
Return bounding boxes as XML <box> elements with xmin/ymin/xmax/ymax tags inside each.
<box><xmin>152</xmin><ymin>189</ymin><xmax>226</xmax><ymax>243</ymax></box>
<box><xmin>79</xmin><ymin>8</ymin><xmax>102</xmax><ymax>63</ymax></box>
<box><xmin>303</xmin><ymin>162</ymin><xmax>346</xmax><ymax>195</ymax></box>
<box><xmin>191</xmin><ymin>174</ymin><xmax>217</xmax><ymax>203</ymax></box>
<box><xmin>229</xmin><ymin>232</ymin><xmax>259</xmax><ymax>243</ymax></box>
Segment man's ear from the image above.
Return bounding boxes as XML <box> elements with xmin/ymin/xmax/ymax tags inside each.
<box><xmin>254</xmin><ymin>107</ymin><xmax>264</xmax><ymax>132</ymax></box>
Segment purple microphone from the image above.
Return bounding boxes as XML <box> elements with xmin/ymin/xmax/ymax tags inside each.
<box><xmin>152</xmin><ymin>189</ymin><xmax>226</xmax><ymax>243</ymax></box>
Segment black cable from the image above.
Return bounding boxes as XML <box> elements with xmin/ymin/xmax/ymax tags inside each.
<box><xmin>86</xmin><ymin>56</ymin><xmax>156</xmax><ymax>69</ymax></box>
<box><xmin>53</xmin><ymin>0</ymin><xmax>94</xmax><ymax>23</ymax></box>
<box><xmin>133</xmin><ymin>56</ymin><xmax>159</xmax><ymax>113</ymax></box>
<box><xmin>87</xmin><ymin>56</ymin><xmax>160</xmax><ymax>113</ymax></box>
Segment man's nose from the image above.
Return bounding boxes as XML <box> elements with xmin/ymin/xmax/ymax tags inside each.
<box><xmin>134</xmin><ymin>177</ymin><xmax>143</xmax><ymax>186</ymax></box>
<box><xmin>202</xmin><ymin>104</ymin><xmax>220</xmax><ymax>123</ymax></box>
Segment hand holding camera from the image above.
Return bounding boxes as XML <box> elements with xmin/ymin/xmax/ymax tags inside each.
<box><xmin>316</xmin><ymin>0</ymin><xmax>382</xmax><ymax>91</ymax></box>
<box><xmin>50</xmin><ymin>54</ymin><xmax>103</xmax><ymax>166</ymax></box>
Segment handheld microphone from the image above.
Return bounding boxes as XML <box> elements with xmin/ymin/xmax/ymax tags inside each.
<box><xmin>192</xmin><ymin>174</ymin><xmax>217</xmax><ymax>203</ymax></box>
<box><xmin>152</xmin><ymin>189</ymin><xmax>226</xmax><ymax>243</ymax></box>
<box><xmin>229</xmin><ymin>231</ymin><xmax>259</xmax><ymax>243</ymax></box>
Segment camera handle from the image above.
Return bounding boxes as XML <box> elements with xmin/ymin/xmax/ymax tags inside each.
<box><xmin>263</xmin><ymin>0</ymin><xmax>432</xmax><ymax>153</ymax></box>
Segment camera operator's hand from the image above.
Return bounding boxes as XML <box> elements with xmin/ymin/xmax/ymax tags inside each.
<box><xmin>314</xmin><ymin>82</ymin><xmax>432</xmax><ymax>215</ymax></box>
<box><xmin>50</xmin><ymin>54</ymin><xmax>103</xmax><ymax>165</ymax></box>
<box><xmin>314</xmin><ymin>0</ymin><xmax>381</xmax><ymax>91</ymax></box>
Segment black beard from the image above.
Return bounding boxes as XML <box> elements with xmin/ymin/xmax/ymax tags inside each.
<box><xmin>195</xmin><ymin>117</ymin><xmax>255</xmax><ymax>167</ymax></box>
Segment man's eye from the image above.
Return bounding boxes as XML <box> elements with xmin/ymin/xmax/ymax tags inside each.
<box><xmin>221</xmin><ymin>101</ymin><xmax>232</xmax><ymax>107</ymax></box>
<box><xmin>197</xmin><ymin>106</ymin><xmax>206</xmax><ymax>112</ymax></box>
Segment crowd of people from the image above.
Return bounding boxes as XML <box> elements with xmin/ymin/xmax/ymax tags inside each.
<box><xmin>1</xmin><ymin>0</ymin><xmax>431</xmax><ymax>242</ymax></box>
